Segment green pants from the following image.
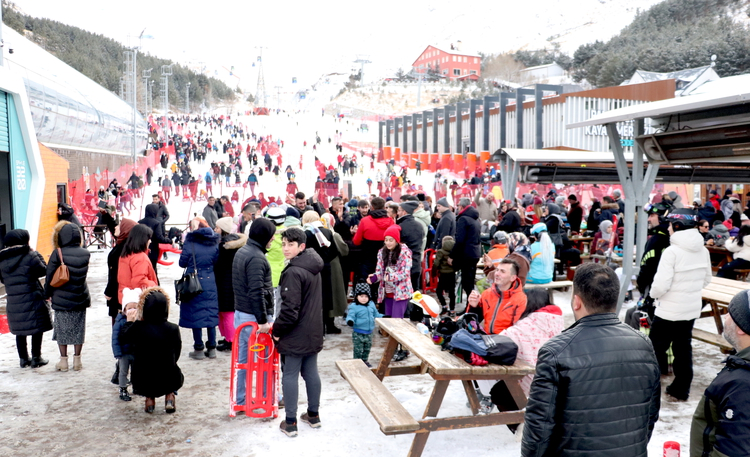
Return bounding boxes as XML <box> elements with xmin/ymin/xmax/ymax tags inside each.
<box><xmin>352</xmin><ymin>332</ymin><xmax>373</xmax><ymax>362</ymax></box>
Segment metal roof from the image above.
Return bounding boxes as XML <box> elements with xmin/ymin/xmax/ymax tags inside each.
<box><xmin>494</xmin><ymin>148</ymin><xmax>634</xmax><ymax>163</ymax></box>
<box><xmin>566</xmin><ymin>89</ymin><xmax>750</xmax><ymax>129</ymax></box>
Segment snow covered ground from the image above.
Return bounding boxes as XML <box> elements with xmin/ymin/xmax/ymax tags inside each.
<box><xmin>0</xmin><ymin>111</ymin><xmax>727</xmax><ymax>456</ymax></box>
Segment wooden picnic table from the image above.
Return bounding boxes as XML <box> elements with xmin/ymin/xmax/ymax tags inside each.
<box><xmin>707</xmin><ymin>245</ymin><xmax>733</xmax><ymax>271</ymax></box>
<box><xmin>337</xmin><ymin>318</ymin><xmax>535</xmax><ymax>457</ymax></box>
<box><xmin>569</xmin><ymin>236</ymin><xmax>593</xmax><ymax>254</ymax></box>
<box><xmin>695</xmin><ymin>277</ymin><xmax>750</xmax><ymax>353</ymax></box>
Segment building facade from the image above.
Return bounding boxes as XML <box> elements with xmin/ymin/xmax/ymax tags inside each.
<box><xmin>411</xmin><ymin>43</ymin><xmax>481</xmax><ymax>81</ymax></box>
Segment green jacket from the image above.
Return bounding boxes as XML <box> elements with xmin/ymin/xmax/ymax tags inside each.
<box><xmin>690</xmin><ymin>346</ymin><xmax>750</xmax><ymax>457</ymax></box>
<box><xmin>266</xmin><ymin>226</ymin><xmax>287</xmax><ymax>287</ymax></box>
<box><xmin>432</xmin><ymin>238</ymin><xmax>456</xmax><ymax>275</ymax></box>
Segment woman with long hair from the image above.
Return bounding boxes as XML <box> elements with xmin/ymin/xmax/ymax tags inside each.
<box><xmin>718</xmin><ymin>224</ymin><xmax>750</xmax><ymax>279</ymax></box>
<box><xmin>527</xmin><ymin>223</ymin><xmax>555</xmax><ymax>284</ymax></box>
<box><xmin>117</xmin><ymin>224</ymin><xmax>158</xmax><ymax>305</ymax></box>
<box><xmin>105</xmin><ymin>219</ymin><xmax>138</xmax><ymax>325</ymax></box>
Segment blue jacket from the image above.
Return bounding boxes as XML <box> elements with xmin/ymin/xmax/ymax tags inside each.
<box><xmin>178</xmin><ymin>228</ymin><xmax>220</xmax><ymax>329</ymax></box>
<box><xmin>346</xmin><ymin>300</ymin><xmax>382</xmax><ymax>334</ymax></box>
<box><xmin>112</xmin><ymin>313</ymin><xmax>134</xmax><ymax>358</ymax></box>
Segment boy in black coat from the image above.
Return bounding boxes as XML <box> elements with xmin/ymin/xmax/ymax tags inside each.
<box><xmin>272</xmin><ymin>227</ymin><xmax>324</xmax><ymax>437</ymax></box>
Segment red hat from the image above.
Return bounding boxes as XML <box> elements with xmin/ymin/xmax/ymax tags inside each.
<box><xmin>384</xmin><ymin>224</ymin><xmax>402</xmax><ymax>243</ymax></box>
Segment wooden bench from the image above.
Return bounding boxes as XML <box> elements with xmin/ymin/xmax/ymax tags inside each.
<box><xmin>692</xmin><ymin>328</ymin><xmax>733</xmax><ymax>354</ymax></box>
<box><xmin>336</xmin><ymin>359</ymin><xmax>420</xmax><ymax>435</ymax></box>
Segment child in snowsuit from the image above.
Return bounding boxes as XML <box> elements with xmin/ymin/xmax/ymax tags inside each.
<box><xmin>346</xmin><ymin>283</ymin><xmax>383</xmax><ymax>367</ymax></box>
<box><xmin>432</xmin><ymin>236</ymin><xmax>456</xmax><ymax>315</ymax></box>
<box><xmin>112</xmin><ymin>287</ymin><xmax>140</xmax><ymax>401</ymax></box>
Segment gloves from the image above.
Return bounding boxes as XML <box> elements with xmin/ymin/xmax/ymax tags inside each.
<box><xmin>347</xmin><ymin>320</ymin><xmax>354</xmax><ymax>327</ymax></box>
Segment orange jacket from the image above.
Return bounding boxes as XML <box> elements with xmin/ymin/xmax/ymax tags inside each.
<box><xmin>117</xmin><ymin>252</ymin><xmax>158</xmax><ymax>304</ymax></box>
<box><xmin>470</xmin><ymin>278</ymin><xmax>527</xmax><ymax>334</ymax></box>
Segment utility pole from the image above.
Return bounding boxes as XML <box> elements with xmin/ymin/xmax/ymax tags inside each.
<box><xmin>353</xmin><ymin>55</ymin><xmax>371</xmax><ymax>86</ymax></box>
<box><xmin>255</xmin><ymin>46</ymin><xmax>267</xmax><ymax>108</ymax></box>
<box><xmin>160</xmin><ymin>64</ymin><xmax>173</xmax><ymax>139</ymax></box>
<box><xmin>142</xmin><ymin>68</ymin><xmax>152</xmax><ymax>113</ymax></box>
<box><xmin>185</xmin><ymin>82</ymin><xmax>191</xmax><ymax>113</ymax></box>
<box><xmin>148</xmin><ymin>80</ymin><xmax>154</xmax><ymax>113</ymax></box>
<box><xmin>123</xmin><ymin>48</ymin><xmax>137</xmax><ymax>164</ymax></box>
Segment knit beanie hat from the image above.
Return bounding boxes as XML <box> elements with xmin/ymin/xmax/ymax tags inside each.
<box><xmin>215</xmin><ymin>217</ymin><xmax>235</xmax><ymax>234</ymax></box>
<box><xmin>249</xmin><ymin>218</ymin><xmax>276</xmax><ymax>248</ymax></box>
<box><xmin>436</xmin><ymin>197</ymin><xmax>450</xmax><ymax>208</ymax></box>
<box><xmin>400</xmin><ymin>201</ymin><xmax>418</xmax><ymax>215</ymax></box>
<box><xmin>122</xmin><ymin>287</ymin><xmax>142</xmax><ymax>306</ymax></box>
<box><xmin>354</xmin><ymin>283</ymin><xmax>371</xmax><ymax>299</ymax></box>
<box><xmin>285</xmin><ymin>206</ymin><xmax>300</xmax><ymax>219</ymax></box>
<box><xmin>384</xmin><ymin>224</ymin><xmax>402</xmax><ymax>243</ymax></box>
<box><xmin>729</xmin><ymin>290</ymin><xmax>750</xmax><ymax>335</ymax></box>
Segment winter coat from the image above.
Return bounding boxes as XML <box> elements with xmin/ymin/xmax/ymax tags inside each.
<box><xmin>474</xmin><ymin>193</ymin><xmax>498</xmax><ymax>222</ymax></box>
<box><xmin>650</xmin><ymin>229</ymin><xmax>712</xmax><ymax>321</ymax></box>
<box><xmin>597</xmin><ymin>202</ymin><xmax>619</xmax><ymax>224</ymax></box>
<box><xmin>232</xmin><ymin>238</ymin><xmax>274</xmax><ymax>324</ymax></box>
<box><xmin>45</xmin><ymin>221</ymin><xmax>91</xmax><ymax>312</ymax></box>
<box><xmin>468</xmin><ymin>278</ymin><xmax>527</xmax><ymax>335</ymax></box>
<box><xmin>273</xmin><ymin>249</ymin><xmax>324</xmax><ymax>356</ymax></box>
<box><xmin>57</xmin><ymin>203</ymin><xmax>82</xmax><ymax>228</ymax></box>
<box><xmin>397</xmin><ymin>214</ymin><xmax>425</xmax><ymax>275</ymax></box>
<box><xmin>202</xmin><ymin>204</ymin><xmax>219</xmax><ymax>229</ymax></box>
<box><xmin>111</xmin><ymin>313</ymin><xmax>134</xmax><ymax>358</ymax></box>
<box><xmin>353</xmin><ymin>209</ymin><xmax>395</xmax><ymax>272</ymax></box>
<box><xmin>709</xmin><ymin>223</ymin><xmax>730</xmax><ymax>247</ymax></box>
<box><xmin>698</xmin><ymin>202</ymin><xmax>718</xmax><ymax>226</ymax></box>
<box><xmin>117</xmin><ymin>252</ymin><xmax>158</xmax><ymax>304</ymax></box>
<box><xmin>721</xmin><ymin>198</ymin><xmax>734</xmax><ymax>221</ymax></box>
<box><xmin>497</xmin><ymin>209</ymin><xmax>521</xmax><ymax>235</ymax></box>
<box><xmin>529</xmin><ymin>241</ymin><xmax>554</xmax><ymax>284</ymax></box>
<box><xmin>413</xmin><ymin>208</ymin><xmax>431</xmax><ymax>251</ymax></box>
<box><xmin>567</xmin><ymin>201</ymin><xmax>583</xmax><ymax>233</ymax></box>
<box><xmin>500</xmin><ymin>305</ymin><xmax>564</xmax><ymax>395</ymax></box>
<box><xmin>266</xmin><ymin>226</ymin><xmax>286</xmax><ymax>287</ymax></box>
<box><xmin>637</xmin><ymin>223</ymin><xmax>671</xmax><ymax>295</ymax></box>
<box><xmin>521</xmin><ymin>313</ymin><xmax>661</xmax><ymax>457</ymax></box>
<box><xmin>725</xmin><ymin>234</ymin><xmax>750</xmax><ymax>262</ymax></box>
<box><xmin>331</xmin><ymin>232</ymin><xmax>349</xmax><ymax>317</ymax></box>
<box><xmin>178</xmin><ymin>228</ymin><xmax>220</xmax><ymax>328</ymax></box>
<box><xmin>453</xmin><ymin>206</ymin><xmax>482</xmax><ymax>266</ymax></box>
<box><xmin>433</xmin><ymin>238</ymin><xmax>456</xmax><ymax>275</ymax></box>
<box><xmin>156</xmin><ymin>202</ymin><xmax>170</xmax><ymax>224</ymax></box>
<box><xmin>690</xmin><ymin>346</ymin><xmax>750</xmax><ymax>457</ymax></box>
<box><xmin>214</xmin><ymin>233</ymin><xmax>247</xmax><ymax>313</ymax></box>
<box><xmin>0</xmin><ymin>245</ymin><xmax>52</xmax><ymax>336</ymax></box>
<box><xmin>305</xmin><ymin>225</ymin><xmax>340</xmax><ymax>317</ymax></box>
<box><xmin>433</xmin><ymin>209</ymin><xmax>456</xmax><ymax>250</ymax></box>
<box><xmin>346</xmin><ymin>300</ymin><xmax>382</xmax><ymax>334</ymax></box>
<box><xmin>139</xmin><ymin>204</ymin><xmax>172</xmax><ymax>265</ymax></box>
<box><xmin>373</xmin><ymin>244</ymin><xmax>413</xmax><ymax>303</ymax></box>
<box><xmin>121</xmin><ymin>288</ymin><xmax>183</xmax><ymax>398</ymax></box>
<box><xmin>105</xmin><ymin>243</ymin><xmax>125</xmax><ymax>313</ymax></box>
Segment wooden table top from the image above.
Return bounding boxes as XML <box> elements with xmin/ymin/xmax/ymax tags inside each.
<box><xmin>376</xmin><ymin>318</ymin><xmax>535</xmax><ymax>378</ymax></box>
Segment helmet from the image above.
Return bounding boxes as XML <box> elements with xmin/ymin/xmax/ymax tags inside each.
<box><xmin>266</xmin><ymin>207</ymin><xmax>286</xmax><ymax>225</ymax></box>
<box><xmin>644</xmin><ymin>202</ymin><xmax>672</xmax><ymax>223</ymax></box>
<box><xmin>665</xmin><ymin>207</ymin><xmax>698</xmax><ymax>231</ymax></box>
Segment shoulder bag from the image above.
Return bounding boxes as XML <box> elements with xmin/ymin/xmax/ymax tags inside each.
<box><xmin>174</xmin><ymin>246</ymin><xmax>203</xmax><ymax>304</ymax></box>
<box><xmin>49</xmin><ymin>248</ymin><xmax>70</xmax><ymax>287</ymax></box>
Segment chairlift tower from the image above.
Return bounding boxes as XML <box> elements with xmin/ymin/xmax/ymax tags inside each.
<box><xmin>255</xmin><ymin>46</ymin><xmax>268</xmax><ymax>108</ymax></box>
<box><xmin>353</xmin><ymin>55</ymin><xmax>371</xmax><ymax>86</ymax></box>
<box><xmin>160</xmin><ymin>64</ymin><xmax>173</xmax><ymax>138</ymax></box>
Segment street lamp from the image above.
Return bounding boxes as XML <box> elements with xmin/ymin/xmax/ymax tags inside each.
<box><xmin>185</xmin><ymin>82</ymin><xmax>191</xmax><ymax>113</ymax></box>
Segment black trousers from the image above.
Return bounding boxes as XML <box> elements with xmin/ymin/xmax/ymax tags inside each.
<box><xmin>717</xmin><ymin>258</ymin><xmax>750</xmax><ymax>279</ymax></box>
<box><xmin>459</xmin><ymin>258</ymin><xmax>479</xmax><ymax>302</ymax></box>
<box><xmin>649</xmin><ymin>316</ymin><xmax>694</xmax><ymax>397</ymax></box>
<box><xmin>411</xmin><ymin>271</ymin><xmax>422</xmax><ymax>293</ymax></box>
<box><xmin>436</xmin><ymin>272</ymin><xmax>456</xmax><ymax>310</ymax></box>
<box><xmin>16</xmin><ymin>332</ymin><xmax>43</xmax><ymax>359</ymax></box>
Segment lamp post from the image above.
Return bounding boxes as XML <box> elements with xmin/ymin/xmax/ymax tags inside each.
<box><xmin>185</xmin><ymin>82</ymin><xmax>191</xmax><ymax>113</ymax></box>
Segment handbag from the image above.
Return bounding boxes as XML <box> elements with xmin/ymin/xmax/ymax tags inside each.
<box><xmin>49</xmin><ymin>248</ymin><xmax>70</xmax><ymax>287</ymax></box>
<box><xmin>174</xmin><ymin>246</ymin><xmax>203</xmax><ymax>304</ymax></box>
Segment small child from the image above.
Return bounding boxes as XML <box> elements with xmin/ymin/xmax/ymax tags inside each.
<box><xmin>346</xmin><ymin>283</ymin><xmax>383</xmax><ymax>367</ymax></box>
<box><xmin>112</xmin><ymin>287</ymin><xmax>141</xmax><ymax>401</ymax></box>
<box><xmin>432</xmin><ymin>236</ymin><xmax>457</xmax><ymax>315</ymax></box>
<box><xmin>367</xmin><ymin>224</ymin><xmax>413</xmax><ymax>319</ymax></box>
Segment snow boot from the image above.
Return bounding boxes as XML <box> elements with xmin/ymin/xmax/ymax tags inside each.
<box><xmin>73</xmin><ymin>356</ymin><xmax>83</xmax><ymax>371</ymax></box>
<box><xmin>31</xmin><ymin>357</ymin><xmax>48</xmax><ymax>369</ymax></box>
<box><xmin>56</xmin><ymin>356</ymin><xmax>69</xmax><ymax>372</ymax></box>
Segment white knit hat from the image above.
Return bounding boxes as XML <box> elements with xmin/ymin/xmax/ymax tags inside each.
<box><xmin>122</xmin><ymin>287</ymin><xmax>142</xmax><ymax>305</ymax></box>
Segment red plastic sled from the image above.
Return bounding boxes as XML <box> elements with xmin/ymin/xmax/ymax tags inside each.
<box><xmin>229</xmin><ymin>321</ymin><xmax>279</xmax><ymax>418</ymax></box>
<box><xmin>157</xmin><ymin>244</ymin><xmax>182</xmax><ymax>266</ymax></box>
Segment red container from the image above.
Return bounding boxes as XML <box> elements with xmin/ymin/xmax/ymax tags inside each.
<box><xmin>383</xmin><ymin>146</ymin><xmax>392</xmax><ymax>161</ymax></box>
<box><xmin>394</xmin><ymin>147</ymin><xmax>401</xmax><ymax>163</ymax></box>
<box><xmin>663</xmin><ymin>441</ymin><xmax>680</xmax><ymax>457</ymax></box>
<box><xmin>428</xmin><ymin>154</ymin><xmax>439</xmax><ymax>172</ymax></box>
<box><xmin>0</xmin><ymin>314</ymin><xmax>9</xmax><ymax>334</ymax></box>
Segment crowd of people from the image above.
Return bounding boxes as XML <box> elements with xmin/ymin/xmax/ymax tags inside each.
<box><xmin>2</xmin><ymin>110</ymin><xmax>750</xmax><ymax>453</ymax></box>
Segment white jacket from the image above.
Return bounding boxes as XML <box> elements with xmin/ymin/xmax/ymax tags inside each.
<box><xmin>725</xmin><ymin>235</ymin><xmax>750</xmax><ymax>262</ymax></box>
<box><xmin>651</xmin><ymin>228</ymin><xmax>712</xmax><ymax>321</ymax></box>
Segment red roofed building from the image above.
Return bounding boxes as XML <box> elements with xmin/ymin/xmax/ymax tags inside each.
<box><xmin>412</xmin><ymin>41</ymin><xmax>481</xmax><ymax>81</ymax></box>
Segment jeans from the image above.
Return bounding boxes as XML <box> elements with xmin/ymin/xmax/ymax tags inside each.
<box><xmin>717</xmin><ymin>258</ymin><xmax>750</xmax><ymax>279</ymax></box>
<box><xmin>118</xmin><ymin>354</ymin><xmax>134</xmax><ymax>388</ymax></box>
<box><xmin>192</xmin><ymin>327</ymin><xmax>216</xmax><ymax>350</ymax></box>
<box><xmin>649</xmin><ymin>316</ymin><xmax>694</xmax><ymax>397</ymax></box>
<box><xmin>234</xmin><ymin>310</ymin><xmax>274</xmax><ymax>405</ymax></box>
<box><xmin>282</xmin><ymin>353</ymin><xmax>321</xmax><ymax>421</ymax></box>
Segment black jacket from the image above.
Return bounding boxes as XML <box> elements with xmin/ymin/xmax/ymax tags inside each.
<box><xmin>453</xmin><ymin>206</ymin><xmax>482</xmax><ymax>265</ymax></box>
<box><xmin>215</xmin><ymin>233</ymin><xmax>247</xmax><ymax>313</ymax></box>
<box><xmin>0</xmin><ymin>245</ymin><xmax>52</xmax><ymax>335</ymax></box>
<box><xmin>397</xmin><ymin>214</ymin><xmax>425</xmax><ymax>275</ymax></box>
<box><xmin>104</xmin><ymin>243</ymin><xmax>126</xmax><ymax>315</ymax></box>
<box><xmin>156</xmin><ymin>202</ymin><xmax>170</xmax><ymax>224</ymax></box>
<box><xmin>521</xmin><ymin>313</ymin><xmax>661</xmax><ymax>457</ymax></box>
<box><xmin>567</xmin><ymin>201</ymin><xmax>583</xmax><ymax>233</ymax></box>
<box><xmin>232</xmin><ymin>238</ymin><xmax>274</xmax><ymax>324</ymax></box>
<box><xmin>273</xmin><ymin>249</ymin><xmax>324</xmax><ymax>356</ymax></box>
<box><xmin>45</xmin><ymin>222</ymin><xmax>91</xmax><ymax>311</ymax></box>
<box><xmin>497</xmin><ymin>209</ymin><xmax>521</xmax><ymax>235</ymax></box>
<box><xmin>139</xmin><ymin>204</ymin><xmax>172</xmax><ymax>264</ymax></box>
<box><xmin>637</xmin><ymin>223</ymin><xmax>671</xmax><ymax>296</ymax></box>
<box><xmin>433</xmin><ymin>209</ymin><xmax>456</xmax><ymax>250</ymax></box>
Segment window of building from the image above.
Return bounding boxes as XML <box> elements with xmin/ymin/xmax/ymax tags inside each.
<box><xmin>463</xmin><ymin>56</ymin><xmax>467</xmax><ymax>63</ymax></box>
<box><xmin>474</xmin><ymin>58</ymin><xmax>478</xmax><ymax>64</ymax></box>
<box><xmin>452</xmin><ymin>56</ymin><xmax>456</xmax><ymax>62</ymax></box>
<box><xmin>470</xmin><ymin>70</ymin><xmax>476</xmax><ymax>75</ymax></box>
<box><xmin>453</xmin><ymin>69</ymin><xmax>461</xmax><ymax>76</ymax></box>
<box><xmin>443</xmin><ymin>69</ymin><xmax>448</xmax><ymax>74</ymax></box>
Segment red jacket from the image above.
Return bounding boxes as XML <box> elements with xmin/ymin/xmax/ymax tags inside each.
<box><xmin>117</xmin><ymin>252</ymin><xmax>158</xmax><ymax>304</ymax></box>
<box><xmin>353</xmin><ymin>211</ymin><xmax>395</xmax><ymax>245</ymax></box>
<box><xmin>469</xmin><ymin>278</ymin><xmax>527</xmax><ymax>334</ymax></box>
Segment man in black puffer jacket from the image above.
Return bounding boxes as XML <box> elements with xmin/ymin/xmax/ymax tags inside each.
<box><xmin>396</xmin><ymin>201</ymin><xmax>425</xmax><ymax>291</ymax></box>
<box><xmin>231</xmin><ymin>218</ymin><xmax>275</xmax><ymax>406</ymax></box>
<box><xmin>522</xmin><ymin>263</ymin><xmax>661</xmax><ymax>457</ymax></box>
<box><xmin>138</xmin><ymin>203</ymin><xmax>172</xmax><ymax>278</ymax></box>
<box><xmin>453</xmin><ymin>198</ymin><xmax>482</xmax><ymax>304</ymax></box>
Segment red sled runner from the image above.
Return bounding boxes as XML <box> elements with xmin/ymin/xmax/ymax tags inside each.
<box><xmin>229</xmin><ymin>321</ymin><xmax>280</xmax><ymax>418</ymax></box>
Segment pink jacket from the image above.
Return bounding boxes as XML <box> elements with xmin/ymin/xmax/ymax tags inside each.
<box><xmin>501</xmin><ymin>305</ymin><xmax>564</xmax><ymax>396</ymax></box>
<box><xmin>373</xmin><ymin>243</ymin><xmax>413</xmax><ymax>303</ymax></box>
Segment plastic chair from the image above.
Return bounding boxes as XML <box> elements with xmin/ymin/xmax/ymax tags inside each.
<box><xmin>229</xmin><ymin>321</ymin><xmax>279</xmax><ymax>418</ymax></box>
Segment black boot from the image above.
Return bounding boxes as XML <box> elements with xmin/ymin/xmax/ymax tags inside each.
<box><xmin>119</xmin><ymin>387</ymin><xmax>132</xmax><ymax>402</ymax></box>
<box><xmin>19</xmin><ymin>358</ymin><xmax>31</xmax><ymax>368</ymax></box>
<box><xmin>31</xmin><ymin>357</ymin><xmax>48</xmax><ymax>368</ymax></box>
<box><xmin>110</xmin><ymin>361</ymin><xmax>120</xmax><ymax>385</ymax></box>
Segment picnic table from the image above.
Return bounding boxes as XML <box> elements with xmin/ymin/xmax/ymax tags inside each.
<box><xmin>695</xmin><ymin>277</ymin><xmax>750</xmax><ymax>353</ymax></box>
<box><xmin>707</xmin><ymin>245</ymin><xmax>732</xmax><ymax>272</ymax></box>
<box><xmin>336</xmin><ymin>318</ymin><xmax>535</xmax><ymax>457</ymax></box>
<box><xmin>569</xmin><ymin>236</ymin><xmax>593</xmax><ymax>254</ymax></box>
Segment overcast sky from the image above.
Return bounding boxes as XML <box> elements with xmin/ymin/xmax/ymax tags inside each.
<box><xmin>9</xmin><ymin>0</ymin><xmax>664</xmax><ymax>92</ymax></box>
